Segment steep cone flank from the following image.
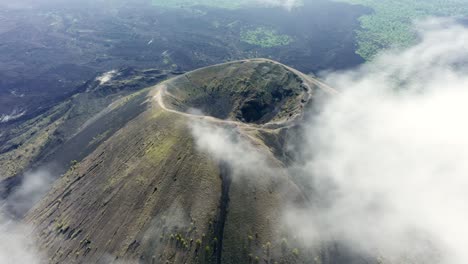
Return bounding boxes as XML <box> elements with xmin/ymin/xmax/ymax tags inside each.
<box><xmin>25</xmin><ymin>59</ymin><xmax>336</xmax><ymax>264</ymax></box>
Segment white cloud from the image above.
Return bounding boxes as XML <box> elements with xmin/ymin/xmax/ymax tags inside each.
<box><xmin>0</xmin><ymin>109</ymin><xmax>26</xmax><ymax>123</ymax></box>
<box><xmin>0</xmin><ymin>213</ymin><xmax>45</xmax><ymax>264</ymax></box>
<box><xmin>0</xmin><ymin>170</ymin><xmax>52</xmax><ymax>264</ymax></box>
<box><xmin>285</xmin><ymin>18</ymin><xmax>468</xmax><ymax>263</ymax></box>
<box><xmin>96</xmin><ymin>70</ymin><xmax>118</xmax><ymax>85</ymax></box>
<box><xmin>188</xmin><ymin>17</ymin><xmax>468</xmax><ymax>263</ymax></box>
<box><xmin>6</xmin><ymin>170</ymin><xmax>55</xmax><ymax>217</ymax></box>
<box><xmin>190</xmin><ymin>121</ymin><xmax>273</xmax><ymax>178</ymax></box>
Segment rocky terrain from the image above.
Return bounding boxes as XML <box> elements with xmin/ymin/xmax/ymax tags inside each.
<box><xmin>2</xmin><ymin>59</ymin><xmax>339</xmax><ymax>264</ymax></box>
<box><xmin>0</xmin><ymin>0</ymin><xmax>366</xmax><ymax>125</ymax></box>
<box><xmin>0</xmin><ymin>67</ymin><xmax>180</xmax><ymax>206</ymax></box>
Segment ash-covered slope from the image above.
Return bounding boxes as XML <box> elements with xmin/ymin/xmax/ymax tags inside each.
<box><xmin>25</xmin><ymin>59</ymin><xmax>336</xmax><ymax>264</ymax></box>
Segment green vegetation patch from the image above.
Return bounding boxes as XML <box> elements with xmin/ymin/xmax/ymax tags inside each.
<box><xmin>336</xmin><ymin>0</ymin><xmax>468</xmax><ymax>59</ymax></box>
<box><xmin>241</xmin><ymin>27</ymin><xmax>293</xmax><ymax>48</ymax></box>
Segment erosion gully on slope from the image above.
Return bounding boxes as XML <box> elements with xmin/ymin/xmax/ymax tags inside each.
<box><xmin>213</xmin><ymin>161</ymin><xmax>232</xmax><ymax>264</ymax></box>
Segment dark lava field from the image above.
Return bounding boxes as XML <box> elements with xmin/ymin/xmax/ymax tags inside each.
<box><xmin>0</xmin><ymin>0</ymin><xmax>367</xmax><ymax>125</ymax></box>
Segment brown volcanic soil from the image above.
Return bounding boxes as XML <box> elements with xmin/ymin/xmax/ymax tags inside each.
<box><xmin>25</xmin><ymin>59</ymin><xmax>336</xmax><ymax>264</ymax></box>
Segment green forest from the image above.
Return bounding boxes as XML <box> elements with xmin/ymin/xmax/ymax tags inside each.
<box><xmin>337</xmin><ymin>0</ymin><xmax>468</xmax><ymax>59</ymax></box>
<box><xmin>241</xmin><ymin>27</ymin><xmax>293</xmax><ymax>48</ymax></box>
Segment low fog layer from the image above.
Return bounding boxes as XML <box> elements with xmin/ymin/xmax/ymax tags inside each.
<box><xmin>0</xmin><ymin>170</ymin><xmax>53</xmax><ymax>264</ymax></box>
<box><xmin>288</xmin><ymin>18</ymin><xmax>468</xmax><ymax>264</ymax></box>
<box><xmin>192</xmin><ymin>18</ymin><xmax>468</xmax><ymax>263</ymax></box>
<box><xmin>191</xmin><ymin>123</ymin><xmax>274</xmax><ymax>178</ymax></box>
<box><xmin>0</xmin><ymin>213</ymin><xmax>44</xmax><ymax>263</ymax></box>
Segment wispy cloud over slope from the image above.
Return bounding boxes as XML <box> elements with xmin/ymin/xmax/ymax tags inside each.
<box><xmin>0</xmin><ymin>213</ymin><xmax>44</xmax><ymax>264</ymax></box>
<box><xmin>190</xmin><ymin>18</ymin><xmax>468</xmax><ymax>263</ymax></box>
<box><xmin>0</xmin><ymin>170</ymin><xmax>52</xmax><ymax>264</ymax></box>
<box><xmin>286</xmin><ymin>18</ymin><xmax>468</xmax><ymax>263</ymax></box>
<box><xmin>190</xmin><ymin>121</ymin><xmax>273</xmax><ymax>177</ymax></box>
<box><xmin>0</xmin><ymin>109</ymin><xmax>26</xmax><ymax>123</ymax></box>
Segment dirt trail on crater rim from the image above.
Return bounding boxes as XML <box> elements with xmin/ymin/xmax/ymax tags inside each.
<box><xmin>152</xmin><ymin>58</ymin><xmax>337</xmax><ymax>132</ymax></box>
